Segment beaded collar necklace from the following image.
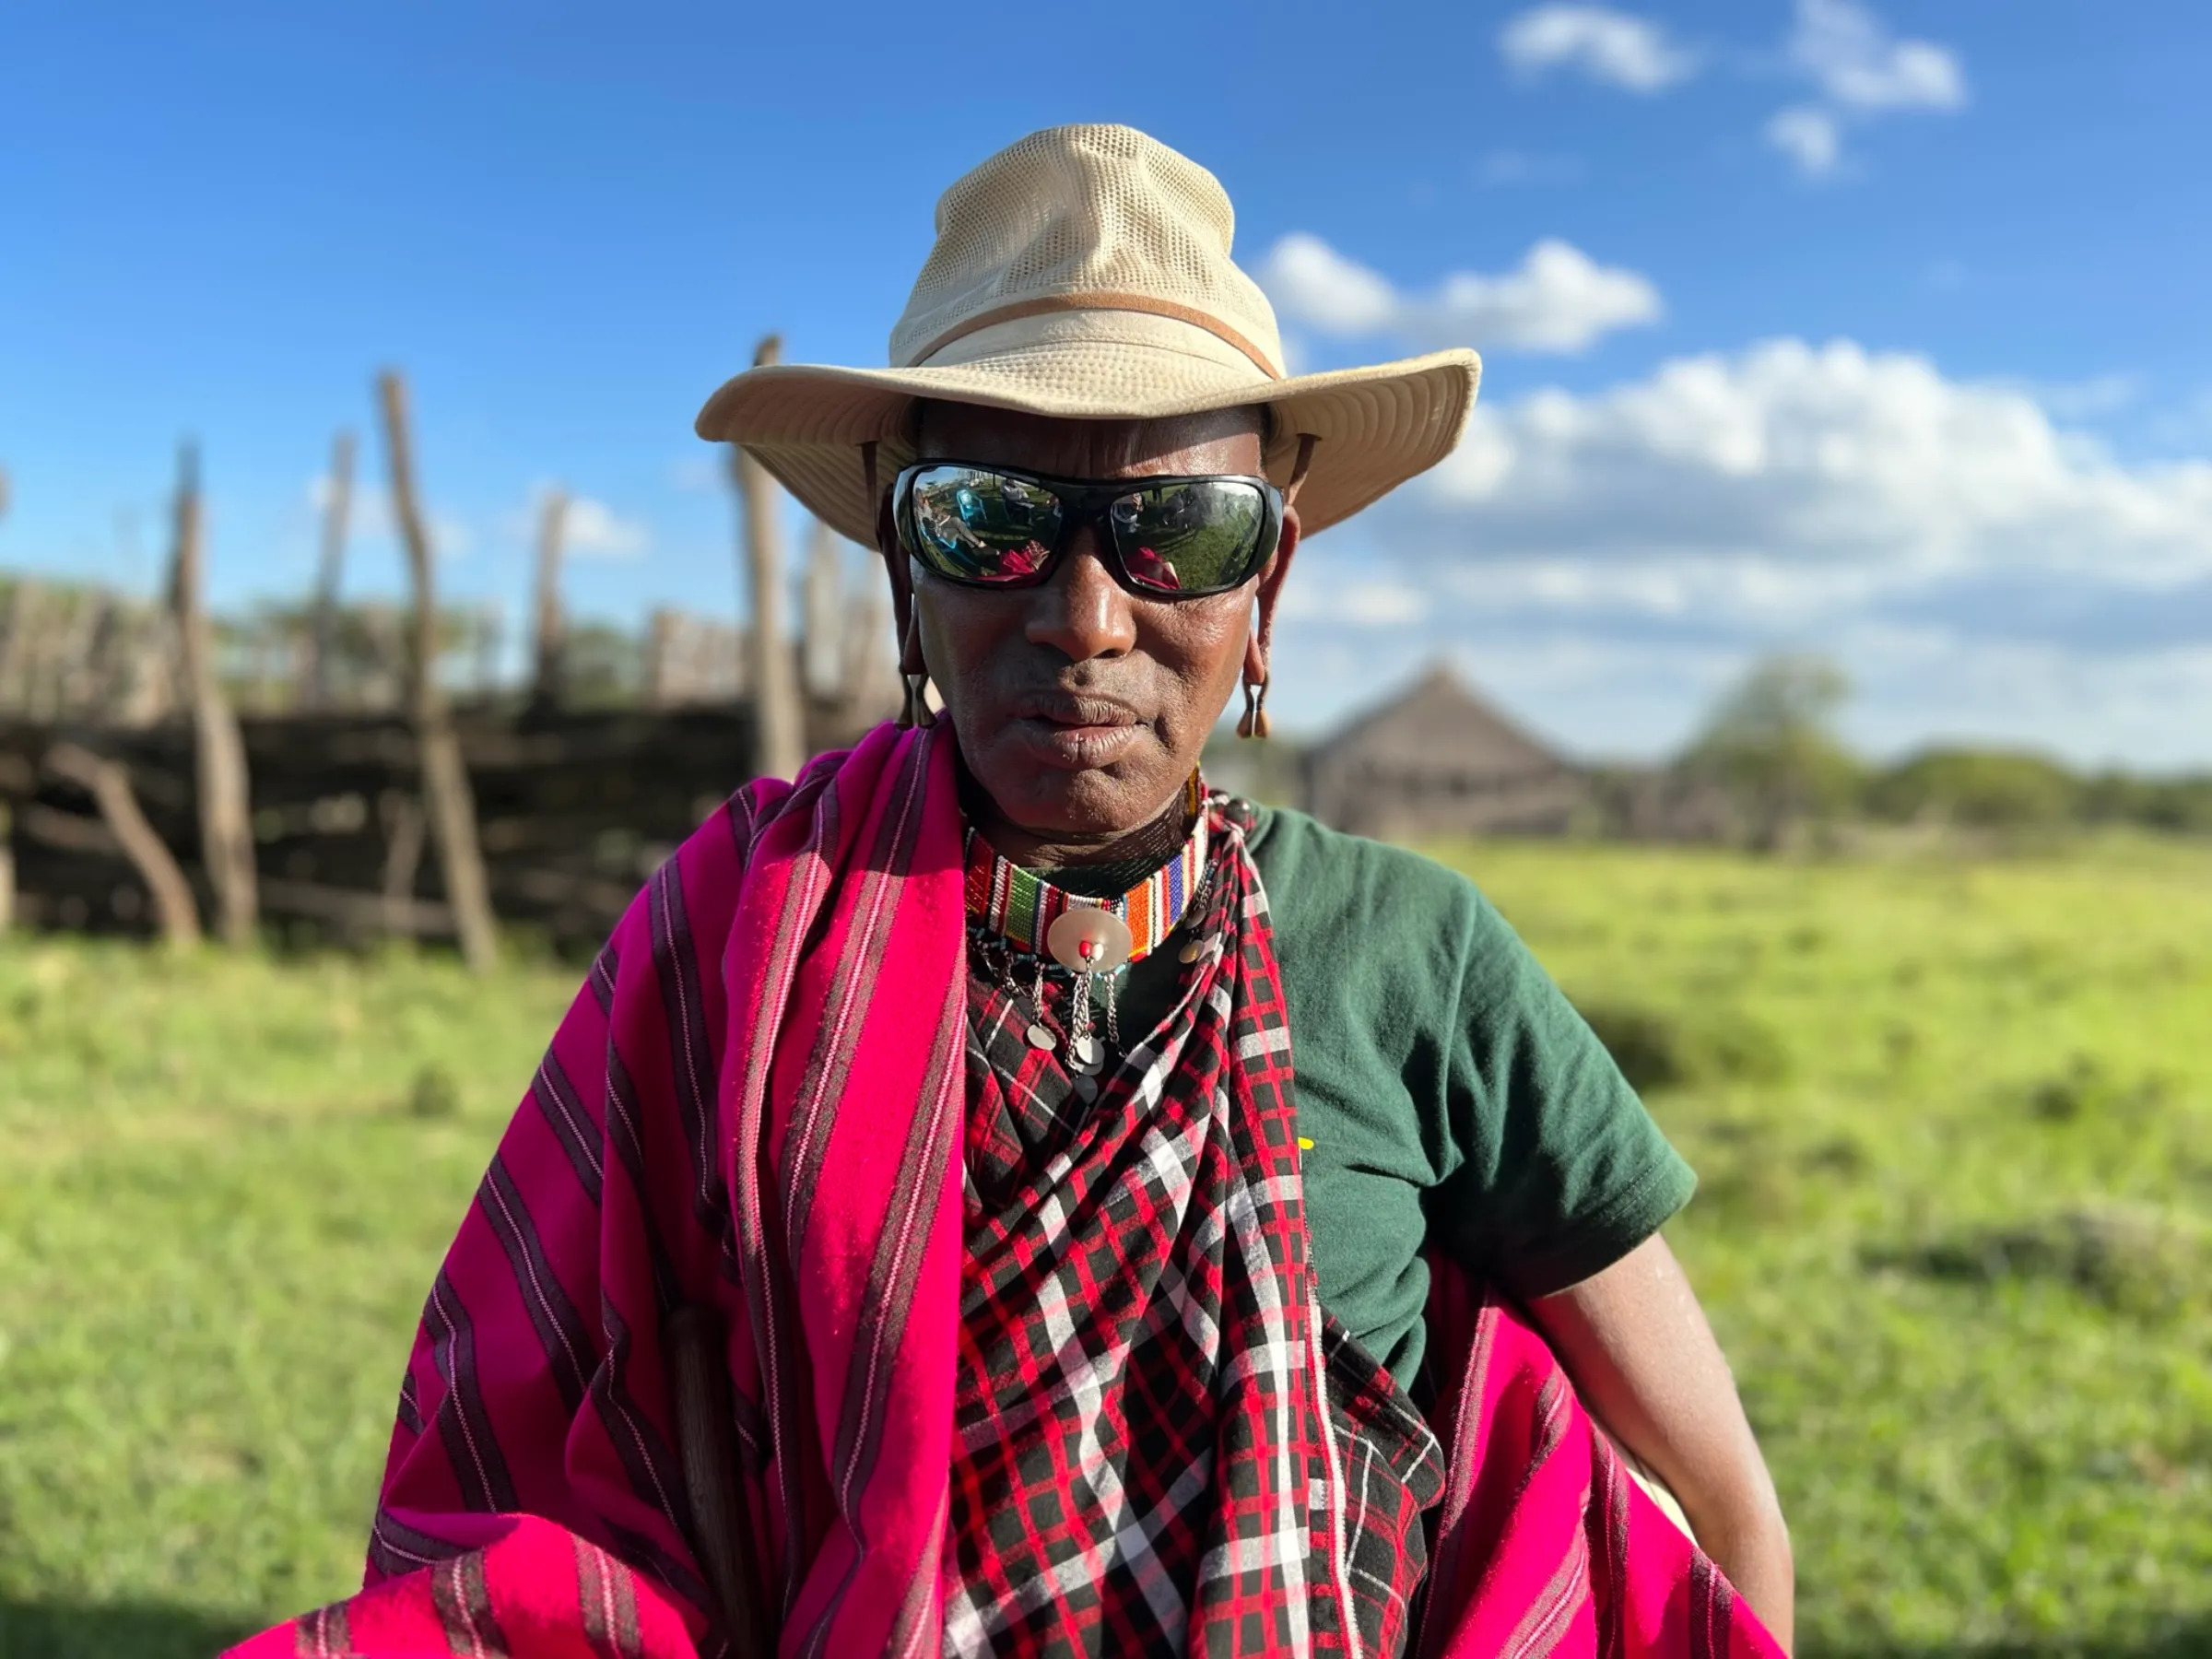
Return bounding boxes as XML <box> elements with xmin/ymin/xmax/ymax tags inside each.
<box><xmin>963</xmin><ymin>773</ymin><xmax>1210</xmax><ymax>1072</ymax></box>
<box><xmin>962</xmin><ymin>771</ymin><xmax>1207</xmax><ymax>973</ymax></box>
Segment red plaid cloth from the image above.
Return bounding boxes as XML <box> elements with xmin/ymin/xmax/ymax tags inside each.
<box><xmin>949</xmin><ymin>804</ymin><xmax>1443</xmax><ymax>1656</ymax></box>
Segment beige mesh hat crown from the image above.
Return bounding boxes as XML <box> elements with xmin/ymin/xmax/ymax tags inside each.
<box><xmin>694</xmin><ymin>124</ymin><xmax>1480</xmax><ymax>544</ymax></box>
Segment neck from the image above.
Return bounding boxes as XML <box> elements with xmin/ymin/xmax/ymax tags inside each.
<box><xmin>962</xmin><ymin>771</ymin><xmax>1194</xmax><ymax>873</ymax></box>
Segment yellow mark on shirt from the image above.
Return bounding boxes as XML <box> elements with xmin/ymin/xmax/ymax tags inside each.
<box><xmin>1297</xmin><ymin>1137</ymin><xmax>1314</xmax><ymax>1150</ymax></box>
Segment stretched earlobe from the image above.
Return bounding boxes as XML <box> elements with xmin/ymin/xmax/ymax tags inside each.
<box><xmin>1236</xmin><ymin>671</ymin><xmax>1271</xmax><ymax>741</ymax></box>
<box><xmin>868</xmin><ymin>438</ymin><xmax>936</xmax><ymax>731</ymax></box>
<box><xmin>897</xmin><ymin>606</ymin><xmax>935</xmax><ymax>730</ymax></box>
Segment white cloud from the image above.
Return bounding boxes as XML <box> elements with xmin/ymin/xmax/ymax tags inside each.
<box><xmin>2011</xmin><ymin>372</ymin><xmax>2142</xmax><ymax>422</ymax></box>
<box><xmin>1269</xmin><ymin>339</ymin><xmax>2212</xmax><ymax>764</ymax></box>
<box><xmin>1423</xmin><ymin>337</ymin><xmax>2212</xmax><ymax>593</ymax></box>
<box><xmin>306</xmin><ymin>475</ymin><xmax>474</xmax><ymax>559</ymax></box>
<box><xmin>1281</xmin><ymin>574</ymin><xmax>1428</xmax><ymax>628</ymax></box>
<box><xmin>1765</xmin><ymin>0</ymin><xmax>1966</xmax><ymax>176</ymax></box>
<box><xmin>1766</xmin><ymin>106</ymin><xmax>1841</xmax><ymax>176</ymax></box>
<box><xmin>499</xmin><ymin>487</ymin><xmax>653</xmax><ymax>559</ymax></box>
<box><xmin>1499</xmin><ymin>6</ymin><xmax>1700</xmax><ymax>92</ymax></box>
<box><xmin>1261</xmin><ymin>234</ymin><xmax>1662</xmax><ymax>354</ymax></box>
<box><xmin>1790</xmin><ymin>0</ymin><xmax>1966</xmax><ymax>112</ymax></box>
<box><xmin>562</xmin><ymin>496</ymin><xmax>651</xmax><ymax>559</ymax></box>
<box><xmin>1264</xmin><ymin>236</ymin><xmax>1397</xmax><ymax>335</ymax></box>
<box><xmin>667</xmin><ymin>453</ymin><xmax>724</xmax><ymax>494</ymax></box>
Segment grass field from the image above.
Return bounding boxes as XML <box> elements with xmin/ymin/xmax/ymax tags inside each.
<box><xmin>3</xmin><ymin>838</ymin><xmax>2209</xmax><ymax>1657</ymax></box>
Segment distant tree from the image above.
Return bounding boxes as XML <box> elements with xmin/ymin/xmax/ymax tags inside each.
<box><xmin>1866</xmin><ymin>747</ymin><xmax>2080</xmax><ymax>830</ymax></box>
<box><xmin>2080</xmin><ymin>769</ymin><xmax>2212</xmax><ymax>834</ymax></box>
<box><xmin>562</xmin><ymin>620</ymin><xmax>649</xmax><ymax>708</ymax></box>
<box><xmin>216</xmin><ymin>599</ymin><xmax>502</xmax><ymax>711</ymax></box>
<box><xmin>1679</xmin><ymin>653</ymin><xmax>1861</xmax><ymax>850</ymax></box>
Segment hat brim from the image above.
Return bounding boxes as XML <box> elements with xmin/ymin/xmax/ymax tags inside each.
<box><xmin>693</xmin><ymin>334</ymin><xmax>1480</xmax><ymax>547</ymax></box>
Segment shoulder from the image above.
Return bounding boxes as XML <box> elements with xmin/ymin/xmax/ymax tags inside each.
<box><xmin>1245</xmin><ymin>806</ymin><xmax>1569</xmax><ymax>1030</ymax></box>
<box><xmin>1244</xmin><ymin>806</ymin><xmax>1512</xmax><ymax>1038</ymax></box>
<box><xmin>1247</xmin><ymin>806</ymin><xmax>1490</xmax><ymax>946</ymax></box>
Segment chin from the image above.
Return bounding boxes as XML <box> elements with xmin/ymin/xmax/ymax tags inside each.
<box><xmin>976</xmin><ymin>748</ymin><xmax>1166</xmax><ymax>838</ymax></box>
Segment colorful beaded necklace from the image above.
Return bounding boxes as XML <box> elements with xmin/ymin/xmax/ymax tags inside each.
<box><xmin>963</xmin><ymin>773</ymin><xmax>1209</xmax><ymax>1072</ymax></box>
<box><xmin>962</xmin><ymin>771</ymin><xmax>1207</xmax><ymax>969</ymax></box>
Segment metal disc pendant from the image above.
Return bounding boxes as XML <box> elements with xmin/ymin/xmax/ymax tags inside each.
<box><xmin>1025</xmin><ymin>1022</ymin><xmax>1057</xmax><ymax>1052</ymax></box>
<box><xmin>1179</xmin><ymin>938</ymin><xmax>1202</xmax><ymax>964</ymax></box>
<box><xmin>1072</xmin><ymin>1075</ymin><xmax>1099</xmax><ymax>1103</ymax></box>
<box><xmin>1046</xmin><ymin>906</ymin><xmax>1134</xmax><ymax>976</ymax></box>
<box><xmin>1068</xmin><ymin>1033</ymin><xmax>1102</xmax><ymax>1072</ymax></box>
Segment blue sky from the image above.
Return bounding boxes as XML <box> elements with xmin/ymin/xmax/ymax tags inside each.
<box><xmin>3</xmin><ymin>1</ymin><xmax>2208</xmax><ymax>765</ymax></box>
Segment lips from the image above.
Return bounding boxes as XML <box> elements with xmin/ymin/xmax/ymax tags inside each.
<box><xmin>1008</xmin><ymin>689</ymin><xmax>1149</xmax><ymax>768</ymax></box>
<box><xmin>1015</xmin><ymin>690</ymin><xmax>1142</xmax><ymax>729</ymax></box>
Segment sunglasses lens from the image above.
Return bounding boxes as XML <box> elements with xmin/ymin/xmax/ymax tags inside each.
<box><xmin>1109</xmin><ymin>480</ymin><xmax>1270</xmax><ymax>594</ymax></box>
<box><xmin>903</xmin><ymin>465</ymin><xmax>1063</xmax><ymax>582</ymax></box>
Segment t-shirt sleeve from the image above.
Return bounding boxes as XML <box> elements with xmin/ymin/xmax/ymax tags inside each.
<box><xmin>1428</xmin><ymin>888</ymin><xmax>1696</xmax><ymax>1300</ymax></box>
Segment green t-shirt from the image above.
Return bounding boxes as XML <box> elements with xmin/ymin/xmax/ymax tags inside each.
<box><xmin>1111</xmin><ymin>806</ymin><xmax>1695</xmax><ymax>1388</ymax></box>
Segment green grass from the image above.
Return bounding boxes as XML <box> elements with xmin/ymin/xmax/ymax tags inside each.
<box><xmin>3</xmin><ymin>839</ymin><xmax>2210</xmax><ymax>1656</ymax></box>
<box><xmin>1431</xmin><ymin>836</ymin><xmax>2212</xmax><ymax>1657</ymax></box>
<box><xmin>0</xmin><ymin>943</ymin><xmax>581</xmax><ymax>1657</ymax></box>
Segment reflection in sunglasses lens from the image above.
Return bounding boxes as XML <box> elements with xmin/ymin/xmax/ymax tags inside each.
<box><xmin>1115</xmin><ymin>482</ymin><xmax>1265</xmax><ymax>593</ymax></box>
<box><xmin>912</xmin><ymin>467</ymin><xmax>1064</xmax><ymax>582</ymax></box>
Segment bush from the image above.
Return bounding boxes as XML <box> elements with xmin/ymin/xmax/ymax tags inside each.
<box><xmin>1580</xmin><ymin>1000</ymin><xmax>1791</xmax><ymax>1093</ymax></box>
<box><xmin>1877</xmin><ymin>1207</ymin><xmax>2206</xmax><ymax>1321</ymax></box>
<box><xmin>405</xmin><ymin>1063</ymin><xmax>461</xmax><ymax>1119</ymax></box>
<box><xmin>1865</xmin><ymin>747</ymin><xmax>2081</xmax><ymax>829</ymax></box>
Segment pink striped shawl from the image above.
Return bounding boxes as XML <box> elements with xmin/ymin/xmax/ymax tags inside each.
<box><xmin>229</xmin><ymin>721</ymin><xmax>1783</xmax><ymax>1658</ymax></box>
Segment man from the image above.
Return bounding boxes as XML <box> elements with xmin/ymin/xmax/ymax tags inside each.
<box><xmin>239</xmin><ymin>124</ymin><xmax>1789</xmax><ymax>1658</ymax></box>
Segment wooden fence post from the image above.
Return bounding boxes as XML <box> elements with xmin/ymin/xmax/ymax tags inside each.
<box><xmin>171</xmin><ymin>441</ymin><xmax>259</xmax><ymax>946</ymax></box>
<box><xmin>803</xmin><ymin>515</ymin><xmax>844</xmax><ymax>703</ymax></box>
<box><xmin>300</xmin><ymin>429</ymin><xmax>355</xmax><ymax>712</ymax></box>
<box><xmin>531</xmin><ymin>488</ymin><xmax>569</xmax><ymax>712</ymax></box>
<box><xmin>44</xmin><ymin>741</ymin><xmax>203</xmax><ymax>947</ymax></box>
<box><xmin>377</xmin><ymin>370</ymin><xmax>500</xmax><ymax>972</ymax></box>
<box><xmin>379</xmin><ymin>790</ymin><xmax>429</xmax><ymax>938</ymax></box>
<box><xmin>644</xmin><ymin>607</ymin><xmax>677</xmax><ymax>709</ymax></box>
<box><xmin>474</xmin><ymin>600</ymin><xmax>503</xmax><ymax>700</ymax></box>
<box><xmin>0</xmin><ymin>581</ymin><xmax>34</xmax><ymax>715</ymax></box>
<box><xmin>730</xmin><ymin>335</ymin><xmax>806</xmax><ymax>781</ymax></box>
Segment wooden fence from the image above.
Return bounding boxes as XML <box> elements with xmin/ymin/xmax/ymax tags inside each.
<box><xmin>0</xmin><ymin>696</ymin><xmax>875</xmax><ymax>952</ymax></box>
<box><xmin>0</xmin><ymin>346</ymin><xmax>906</xmax><ymax>956</ymax></box>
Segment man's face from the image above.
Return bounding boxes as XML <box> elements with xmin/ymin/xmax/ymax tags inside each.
<box><xmin>901</xmin><ymin>402</ymin><xmax>1290</xmax><ymax>841</ymax></box>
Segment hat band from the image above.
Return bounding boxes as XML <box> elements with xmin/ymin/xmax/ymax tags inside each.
<box><xmin>908</xmin><ymin>291</ymin><xmax>1284</xmax><ymax>382</ymax></box>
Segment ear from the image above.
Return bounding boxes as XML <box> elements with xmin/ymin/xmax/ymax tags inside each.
<box><xmin>1244</xmin><ymin>504</ymin><xmax>1300</xmax><ymax>685</ymax></box>
<box><xmin>875</xmin><ymin>489</ymin><xmax>926</xmax><ymax>675</ymax></box>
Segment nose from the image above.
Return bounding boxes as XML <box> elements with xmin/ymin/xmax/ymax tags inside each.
<box><xmin>1025</xmin><ymin>524</ymin><xmax>1137</xmax><ymax>662</ymax></box>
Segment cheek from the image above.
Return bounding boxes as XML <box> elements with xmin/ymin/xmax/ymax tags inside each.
<box><xmin>1148</xmin><ymin>596</ymin><xmax>1253</xmax><ymax>719</ymax></box>
<box><xmin>913</xmin><ymin>587</ymin><xmax>1011</xmax><ymax>693</ymax></box>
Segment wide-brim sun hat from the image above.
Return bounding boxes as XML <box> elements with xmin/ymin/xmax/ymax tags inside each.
<box><xmin>695</xmin><ymin>124</ymin><xmax>1480</xmax><ymax>546</ymax></box>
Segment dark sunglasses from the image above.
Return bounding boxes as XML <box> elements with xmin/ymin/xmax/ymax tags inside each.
<box><xmin>893</xmin><ymin>461</ymin><xmax>1284</xmax><ymax>598</ymax></box>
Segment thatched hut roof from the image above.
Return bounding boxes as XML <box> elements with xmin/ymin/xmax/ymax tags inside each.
<box><xmin>1308</xmin><ymin>663</ymin><xmax>1568</xmax><ymax>778</ymax></box>
<box><xmin>1302</xmin><ymin>663</ymin><xmax>1582</xmax><ymax>838</ymax></box>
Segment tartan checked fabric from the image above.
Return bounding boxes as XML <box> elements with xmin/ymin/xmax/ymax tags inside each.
<box><xmin>950</xmin><ymin>800</ymin><xmax>1445</xmax><ymax>1657</ymax></box>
